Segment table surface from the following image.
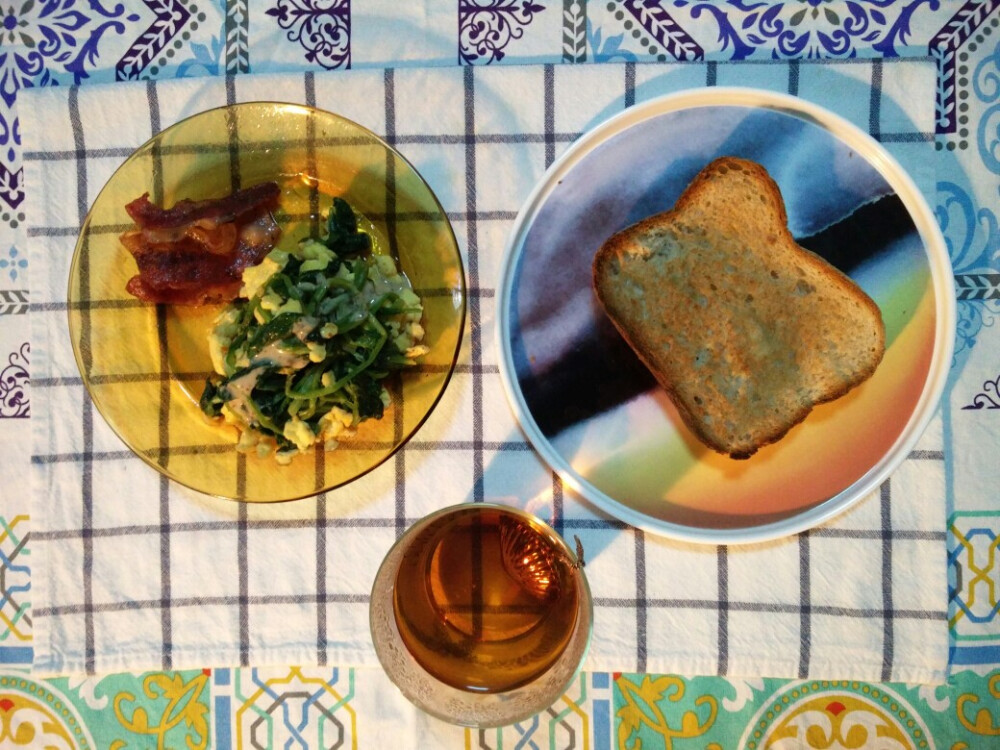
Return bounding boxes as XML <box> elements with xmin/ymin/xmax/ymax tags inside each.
<box><xmin>1</xmin><ymin>2</ymin><xmax>999</xmax><ymax>748</ymax></box>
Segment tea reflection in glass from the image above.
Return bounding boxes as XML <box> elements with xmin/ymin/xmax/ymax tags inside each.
<box><xmin>393</xmin><ymin>505</ymin><xmax>580</xmax><ymax>693</ymax></box>
<box><xmin>370</xmin><ymin>503</ymin><xmax>592</xmax><ymax>727</ymax></box>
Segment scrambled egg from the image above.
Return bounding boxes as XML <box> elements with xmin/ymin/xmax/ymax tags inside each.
<box><xmin>204</xmin><ymin>228</ymin><xmax>427</xmax><ymax>464</ymax></box>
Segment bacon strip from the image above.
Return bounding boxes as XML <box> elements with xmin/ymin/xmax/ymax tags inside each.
<box><xmin>125</xmin><ymin>181</ymin><xmax>281</xmax><ymax>229</ymax></box>
<box><xmin>121</xmin><ymin>182</ymin><xmax>282</xmax><ymax>305</ymax></box>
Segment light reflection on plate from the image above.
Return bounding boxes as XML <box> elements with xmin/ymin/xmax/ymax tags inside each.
<box><xmin>496</xmin><ymin>88</ymin><xmax>954</xmax><ymax>544</ymax></box>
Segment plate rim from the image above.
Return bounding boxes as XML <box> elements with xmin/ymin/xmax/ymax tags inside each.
<box><xmin>495</xmin><ymin>86</ymin><xmax>956</xmax><ymax>545</ymax></box>
<box><xmin>67</xmin><ymin>100</ymin><xmax>468</xmax><ymax>503</ymax></box>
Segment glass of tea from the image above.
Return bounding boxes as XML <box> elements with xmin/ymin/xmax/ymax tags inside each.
<box><xmin>369</xmin><ymin>503</ymin><xmax>593</xmax><ymax>727</ymax></box>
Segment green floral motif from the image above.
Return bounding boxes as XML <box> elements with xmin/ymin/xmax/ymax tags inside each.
<box><xmin>46</xmin><ymin>670</ymin><xmax>211</xmax><ymax>750</ymax></box>
<box><xmin>614</xmin><ymin>670</ymin><xmax>1000</xmax><ymax>749</ymax></box>
<box><xmin>3</xmin><ymin>667</ymin><xmax>1000</xmax><ymax>747</ymax></box>
<box><xmin>617</xmin><ymin>674</ymin><xmax>719</xmax><ymax>748</ymax></box>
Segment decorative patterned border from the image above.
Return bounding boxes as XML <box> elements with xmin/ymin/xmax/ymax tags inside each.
<box><xmin>0</xmin><ymin>667</ymin><xmax>996</xmax><ymax>748</ymax></box>
<box><xmin>949</xmin><ymin>512</ymin><xmax>1000</xmax><ymax>647</ymax></box>
<box><xmin>955</xmin><ymin>273</ymin><xmax>1000</xmax><ymax>301</ymax></box>
<box><xmin>0</xmin><ymin>291</ymin><xmax>27</xmax><ymax>316</ymax></box>
<box><xmin>620</xmin><ymin>0</ymin><xmax>702</xmax><ymax>62</ymax></box>
<box><xmin>265</xmin><ymin>0</ymin><xmax>352</xmax><ymax>70</ymax></box>
<box><xmin>0</xmin><ymin>516</ymin><xmax>30</xmax><ymax>642</ymax></box>
<box><xmin>563</xmin><ymin>0</ymin><xmax>587</xmax><ymax>63</ymax></box>
<box><xmin>3</xmin><ymin>2</ymin><xmax>1000</xmax><ymax>745</ymax></box>
<box><xmin>459</xmin><ymin>0</ymin><xmax>547</xmax><ymax>65</ymax></box>
<box><xmin>935</xmin><ymin>180</ymin><xmax>1000</xmax><ymax>364</ymax></box>
<box><xmin>0</xmin><ymin>342</ymin><xmax>28</xmax><ymax>418</ymax></box>
<box><xmin>0</xmin><ymin>165</ymin><xmax>22</xmax><ymax>213</ymax></box>
<box><xmin>930</xmin><ymin>0</ymin><xmax>1000</xmax><ymax>135</ymax></box>
<box><xmin>962</xmin><ymin>373</ymin><xmax>1000</xmax><ymax>409</ymax></box>
<box><xmin>737</xmin><ymin>680</ymin><xmax>933</xmax><ymax>749</ymax></box>
<box><xmin>0</xmin><ymin>673</ymin><xmax>94</xmax><ymax>749</ymax></box>
<box><xmin>116</xmin><ymin>0</ymin><xmax>195</xmax><ymax>80</ymax></box>
<box><xmin>1</xmin><ymin>0</ymin><xmax>140</xmax><ymax>212</ymax></box>
<box><xmin>225</xmin><ymin>0</ymin><xmax>251</xmax><ymax>74</ymax></box>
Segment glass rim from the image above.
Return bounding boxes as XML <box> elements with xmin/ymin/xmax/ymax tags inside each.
<box><xmin>369</xmin><ymin>502</ymin><xmax>594</xmax><ymax>727</ymax></box>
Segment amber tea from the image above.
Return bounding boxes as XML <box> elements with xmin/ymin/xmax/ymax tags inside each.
<box><xmin>392</xmin><ymin>505</ymin><xmax>581</xmax><ymax>693</ymax></box>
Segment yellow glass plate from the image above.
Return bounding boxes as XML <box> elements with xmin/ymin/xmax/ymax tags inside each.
<box><xmin>68</xmin><ymin>102</ymin><xmax>466</xmax><ymax>502</ymax></box>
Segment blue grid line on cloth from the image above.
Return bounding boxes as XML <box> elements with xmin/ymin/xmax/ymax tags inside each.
<box><xmin>33</xmin><ymin>594</ymin><xmax>944</xmax><ymax>621</ymax></box>
<box><xmin>464</xmin><ymin>64</ymin><xmax>487</xmax><ymax>512</ymax></box>
<box><xmin>27</xmin><ymin>359</ymin><xmax>497</xmax><ymax>390</ymax></box>
<box><xmin>145</xmin><ymin>77</ymin><xmax>176</xmax><ymax>674</ymax></box>
<box><xmin>621</xmin><ymin>59</ymin><xmax>650</xmax><ymax>675</ymax></box>
<box><xmin>880</xmin><ymin>480</ymin><xmax>894</xmax><ymax>682</ymax></box>
<box><xmin>66</xmin><ymin>85</ymin><xmax>98</xmax><ymax>676</ymax></box>
<box><xmin>870</xmin><ymin>58</ymin><xmax>884</xmax><ymax>141</ymax></box>
<box><xmin>798</xmin><ymin>530</ymin><xmax>811</xmax><ymax>678</ymax></box>
<box><xmin>792</xmin><ymin>52</ymin><xmax>807</xmax><ymax>681</ymax></box>
<box><xmin>381</xmin><ymin>67</ymin><xmax>411</xmax><ymax>554</ymax></box>
<box><xmin>218</xmin><ymin>74</ymin><xmax>254</xmax><ymax>670</ymax></box>
<box><xmin>28</xmin><ymin>516</ymin><xmax>947</xmax><ymax>542</ymax></box>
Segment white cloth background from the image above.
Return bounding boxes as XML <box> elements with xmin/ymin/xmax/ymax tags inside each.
<box><xmin>21</xmin><ymin>58</ymin><xmax>948</xmax><ymax>682</ymax></box>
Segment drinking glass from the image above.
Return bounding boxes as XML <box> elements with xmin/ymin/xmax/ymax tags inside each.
<box><xmin>370</xmin><ymin>503</ymin><xmax>593</xmax><ymax>727</ymax></box>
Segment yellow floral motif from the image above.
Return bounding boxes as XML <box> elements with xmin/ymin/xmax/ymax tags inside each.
<box><xmin>0</xmin><ymin>692</ymin><xmax>77</xmax><ymax>747</ymax></box>
<box><xmin>762</xmin><ymin>693</ymin><xmax>911</xmax><ymax>748</ymax></box>
<box><xmin>616</xmin><ymin>675</ymin><xmax>717</xmax><ymax>749</ymax></box>
<box><xmin>956</xmin><ymin>672</ymin><xmax>1000</xmax><ymax>737</ymax></box>
<box><xmin>110</xmin><ymin>672</ymin><xmax>209</xmax><ymax>750</ymax></box>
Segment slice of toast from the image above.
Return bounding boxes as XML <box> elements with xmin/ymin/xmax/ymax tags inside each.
<box><xmin>592</xmin><ymin>156</ymin><xmax>886</xmax><ymax>459</ymax></box>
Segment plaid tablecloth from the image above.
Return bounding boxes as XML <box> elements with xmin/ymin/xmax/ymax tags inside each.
<box><xmin>20</xmin><ymin>57</ymin><xmax>950</xmax><ymax>682</ymax></box>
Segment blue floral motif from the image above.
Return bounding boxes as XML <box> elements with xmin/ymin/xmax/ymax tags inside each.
<box><xmin>0</xmin><ymin>245</ymin><xmax>26</xmax><ymax>281</ymax></box>
<box><xmin>0</xmin><ymin>0</ymin><xmax>139</xmax><ymax>210</ymax></box>
<box><xmin>459</xmin><ymin>0</ymin><xmax>547</xmax><ymax>65</ymax></box>
<box><xmin>936</xmin><ymin>180</ymin><xmax>1000</xmax><ymax>365</ymax></box>
<box><xmin>177</xmin><ymin>35</ymin><xmax>224</xmax><ymax>78</ymax></box>
<box><xmin>619</xmin><ymin>0</ymin><xmax>936</xmax><ymax>62</ymax></box>
<box><xmin>869</xmin><ymin>0</ymin><xmax>940</xmax><ymax>57</ymax></box>
<box><xmin>717</xmin><ymin>0</ymin><xmax>928</xmax><ymax>59</ymax></box>
<box><xmin>0</xmin><ymin>0</ymin><xmax>139</xmax><ymax>97</ymax></box>
<box><xmin>266</xmin><ymin>0</ymin><xmax>352</xmax><ymax>70</ymax></box>
<box><xmin>587</xmin><ymin>20</ymin><xmax>638</xmax><ymax>63</ymax></box>
<box><xmin>974</xmin><ymin>39</ymin><xmax>1000</xmax><ymax>175</ymax></box>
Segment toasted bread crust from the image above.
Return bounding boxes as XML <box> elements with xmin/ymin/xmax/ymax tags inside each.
<box><xmin>592</xmin><ymin>157</ymin><xmax>886</xmax><ymax>459</ymax></box>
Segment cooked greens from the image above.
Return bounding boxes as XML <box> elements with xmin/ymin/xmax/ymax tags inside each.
<box><xmin>200</xmin><ymin>198</ymin><xmax>427</xmax><ymax>463</ymax></box>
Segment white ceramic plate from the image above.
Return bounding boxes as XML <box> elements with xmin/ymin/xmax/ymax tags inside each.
<box><xmin>496</xmin><ymin>88</ymin><xmax>954</xmax><ymax>545</ymax></box>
